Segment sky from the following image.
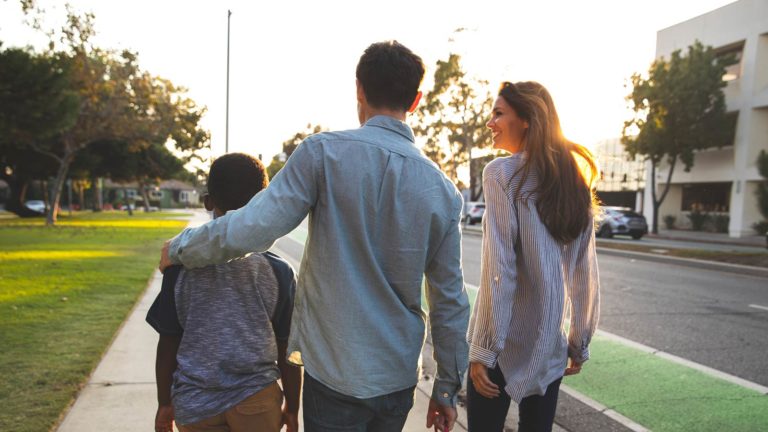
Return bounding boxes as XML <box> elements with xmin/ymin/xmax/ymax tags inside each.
<box><xmin>0</xmin><ymin>0</ymin><xmax>738</xmax><ymax>167</ymax></box>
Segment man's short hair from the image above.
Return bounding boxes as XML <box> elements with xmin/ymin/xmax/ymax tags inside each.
<box><xmin>207</xmin><ymin>153</ymin><xmax>268</xmax><ymax>213</ymax></box>
<box><xmin>356</xmin><ymin>41</ymin><xmax>425</xmax><ymax>112</ymax></box>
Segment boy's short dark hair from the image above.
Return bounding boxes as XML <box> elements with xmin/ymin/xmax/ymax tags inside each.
<box><xmin>207</xmin><ymin>153</ymin><xmax>268</xmax><ymax>213</ymax></box>
<box><xmin>356</xmin><ymin>41</ymin><xmax>425</xmax><ymax>112</ymax></box>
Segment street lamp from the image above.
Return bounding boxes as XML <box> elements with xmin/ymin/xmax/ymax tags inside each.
<box><xmin>226</xmin><ymin>9</ymin><xmax>232</xmax><ymax>154</ymax></box>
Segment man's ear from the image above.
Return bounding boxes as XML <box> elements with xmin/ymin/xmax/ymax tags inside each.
<box><xmin>407</xmin><ymin>91</ymin><xmax>422</xmax><ymax>113</ymax></box>
<box><xmin>203</xmin><ymin>194</ymin><xmax>214</xmax><ymax>212</ymax></box>
<box><xmin>356</xmin><ymin>79</ymin><xmax>366</xmax><ymax>104</ymax></box>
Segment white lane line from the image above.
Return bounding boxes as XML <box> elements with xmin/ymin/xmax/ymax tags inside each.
<box><xmin>560</xmin><ymin>385</ymin><xmax>650</xmax><ymax>432</ymax></box>
<box><xmin>749</xmin><ymin>304</ymin><xmax>768</xmax><ymax>312</ymax></box>
<box><xmin>597</xmin><ymin>330</ymin><xmax>768</xmax><ymax>395</ymax></box>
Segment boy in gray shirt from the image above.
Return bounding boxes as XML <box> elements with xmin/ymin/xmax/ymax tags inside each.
<box><xmin>147</xmin><ymin>153</ymin><xmax>300</xmax><ymax>432</ymax></box>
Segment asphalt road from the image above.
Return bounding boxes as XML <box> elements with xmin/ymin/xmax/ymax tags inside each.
<box><xmin>460</xmin><ymin>233</ymin><xmax>768</xmax><ymax>387</ymax></box>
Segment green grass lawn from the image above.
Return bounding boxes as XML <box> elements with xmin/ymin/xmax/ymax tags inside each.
<box><xmin>0</xmin><ymin>211</ymin><xmax>188</xmax><ymax>432</ymax></box>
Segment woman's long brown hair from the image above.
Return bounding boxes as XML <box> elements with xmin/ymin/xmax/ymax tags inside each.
<box><xmin>498</xmin><ymin>81</ymin><xmax>598</xmax><ymax>244</ymax></box>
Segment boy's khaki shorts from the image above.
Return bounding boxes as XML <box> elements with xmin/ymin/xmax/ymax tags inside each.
<box><xmin>178</xmin><ymin>382</ymin><xmax>282</xmax><ymax>432</ymax></box>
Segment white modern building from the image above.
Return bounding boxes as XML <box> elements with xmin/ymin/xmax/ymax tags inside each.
<box><xmin>645</xmin><ymin>0</ymin><xmax>768</xmax><ymax>236</ymax></box>
<box><xmin>594</xmin><ymin>138</ymin><xmax>646</xmax><ymax>211</ymax></box>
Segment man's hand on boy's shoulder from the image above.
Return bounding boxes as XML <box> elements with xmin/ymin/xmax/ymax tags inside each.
<box><xmin>154</xmin><ymin>404</ymin><xmax>175</xmax><ymax>432</ymax></box>
<box><xmin>159</xmin><ymin>239</ymin><xmax>173</xmax><ymax>273</ymax></box>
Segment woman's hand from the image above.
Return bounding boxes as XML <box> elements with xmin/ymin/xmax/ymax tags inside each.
<box><xmin>469</xmin><ymin>362</ymin><xmax>500</xmax><ymax>398</ymax></box>
<box><xmin>564</xmin><ymin>357</ymin><xmax>583</xmax><ymax>376</ymax></box>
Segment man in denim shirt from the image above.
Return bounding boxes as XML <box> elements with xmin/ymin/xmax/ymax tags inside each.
<box><xmin>160</xmin><ymin>41</ymin><xmax>469</xmax><ymax>432</ymax></box>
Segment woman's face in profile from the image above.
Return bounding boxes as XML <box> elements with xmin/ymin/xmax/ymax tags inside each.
<box><xmin>487</xmin><ymin>96</ymin><xmax>528</xmax><ymax>153</ymax></box>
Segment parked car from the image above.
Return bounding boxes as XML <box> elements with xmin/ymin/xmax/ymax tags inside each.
<box><xmin>463</xmin><ymin>202</ymin><xmax>486</xmax><ymax>225</ymax></box>
<box><xmin>24</xmin><ymin>200</ymin><xmax>46</xmax><ymax>214</ymax></box>
<box><xmin>597</xmin><ymin>206</ymin><xmax>648</xmax><ymax>240</ymax></box>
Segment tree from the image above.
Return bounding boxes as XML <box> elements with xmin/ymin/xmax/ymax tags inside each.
<box><xmin>69</xmin><ymin>72</ymin><xmax>210</xmax><ymax>213</ymax></box>
<box><xmin>0</xmin><ymin>45</ymin><xmax>78</xmax><ymax>216</ymax></box>
<box><xmin>622</xmin><ymin>41</ymin><xmax>736</xmax><ymax>234</ymax></box>
<box><xmin>13</xmin><ymin>5</ymin><xmax>209</xmax><ymax>224</ymax></box>
<box><xmin>414</xmin><ymin>53</ymin><xmax>493</xmax><ymax>199</ymax></box>
<box><xmin>266</xmin><ymin>123</ymin><xmax>326</xmax><ymax>180</ymax></box>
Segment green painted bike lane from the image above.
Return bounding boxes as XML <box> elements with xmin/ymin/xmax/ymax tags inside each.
<box><xmin>284</xmin><ymin>226</ymin><xmax>768</xmax><ymax>431</ymax></box>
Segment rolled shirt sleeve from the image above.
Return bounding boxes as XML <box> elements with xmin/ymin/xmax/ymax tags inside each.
<box><xmin>424</xmin><ymin>196</ymin><xmax>470</xmax><ymax>407</ymax></box>
<box><xmin>169</xmin><ymin>138</ymin><xmax>320</xmax><ymax>268</ymax></box>
<box><xmin>467</xmin><ymin>170</ymin><xmax>519</xmax><ymax>369</ymax></box>
<box><xmin>566</xmin><ymin>217</ymin><xmax>600</xmax><ymax>364</ymax></box>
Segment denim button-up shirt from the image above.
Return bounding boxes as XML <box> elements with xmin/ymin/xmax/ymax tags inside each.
<box><xmin>169</xmin><ymin>115</ymin><xmax>469</xmax><ymax>405</ymax></box>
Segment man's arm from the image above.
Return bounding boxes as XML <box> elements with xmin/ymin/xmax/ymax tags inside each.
<box><xmin>155</xmin><ymin>334</ymin><xmax>181</xmax><ymax>432</ymax></box>
<box><xmin>424</xmin><ymin>198</ymin><xmax>470</xmax><ymax>409</ymax></box>
<box><xmin>277</xmin><ymin>340</ymin><xmax>301</xmax><ymax>432</ymax></box>
<box><xmin>161</xmin><ymin>138</ymin><xmax>321</xmax><ymax>270</ymax></box>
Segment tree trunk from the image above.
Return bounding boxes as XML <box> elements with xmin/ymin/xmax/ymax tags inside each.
<box><xmin>92</xmin><ymin>177</ymin><xmax>103</xmax><ymax>212</ymax></box>
<box><xmin>650</xmin><ymin>162</ymin><xmax>658</xmax><ymax>234</ymax></box>
<box><xmin>46</xmin><ymin>154</ymin><xmax>74</xmax><ymax>226</ymax></box>
<box><xmin>139</xmin><ymin>180</ymin><xmax>151</xmax><ymax>212</ymax></box>
<box><xmin>78</xmin><ymin>182</ymin><xmax>85</xmax><ymax>210</ymax></box>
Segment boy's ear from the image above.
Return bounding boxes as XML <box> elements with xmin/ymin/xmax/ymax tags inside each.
<box><xmin>203</xmin><ymin>194</ymin><xmax>214</xmax><ymax>212</ymax></box>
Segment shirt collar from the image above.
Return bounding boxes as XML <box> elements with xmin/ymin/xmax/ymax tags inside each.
<box><xmin>364</xmin><ymin>115</ymin><xmax>415</xmax><ymax>143</ymax></box>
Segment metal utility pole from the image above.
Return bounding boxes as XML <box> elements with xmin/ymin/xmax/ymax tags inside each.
<box><xmin>226</xmin><ymin>9</ymin><xmax>232</xmax><ymax>154</ymax></box>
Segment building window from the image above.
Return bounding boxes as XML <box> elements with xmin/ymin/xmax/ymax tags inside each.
<box><xmin>149</xmin><ymin>190</ymin><xmax>163</xmax><ymax>200</ymax></box>
<box><xmin>718</xmin><ymin>41</ymin><xmax>744</xmax><ymax>82</ymax></box>
<box><xmin>681</xmin><ymin>182</ymin><xmax>731</xmax><ymax>212</ymax></box>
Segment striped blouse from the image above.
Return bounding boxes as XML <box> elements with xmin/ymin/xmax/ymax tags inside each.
<box><xmin>466</xmin><ymin>154</ymin><xmax>600</xmax><ymax>403</ymax></box>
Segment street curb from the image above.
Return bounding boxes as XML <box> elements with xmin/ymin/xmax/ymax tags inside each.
<box><xmin>596</xmin><ymin>247</ymin><xmax>768</xmax><ymax>278</ymax></box>
<box><xmin>646</xmin><ymin>232</ymin><xmax>766</xmax><ymax>248</ymax></box>
<box><xmin>461</xmin><ymin>226</ymin><xmax>482</xmax><ymax>236</ymax></box>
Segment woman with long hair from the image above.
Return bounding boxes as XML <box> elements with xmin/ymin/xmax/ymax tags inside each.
<box><xmin>466</xmin><ymin>81</ymin><xmax>600</xmax><ymax>432</ymax></box>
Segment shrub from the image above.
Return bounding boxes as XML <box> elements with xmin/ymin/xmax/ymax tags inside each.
<box><xmin>712</xmin><ymin>214</ymin><xmax>729</xmax><ymax>233</ymax></box>
<box><xmin>753</xmin><ymin>221</ymin><xmax>768</xmax><ymax>236</ymax></box>
<box><xmin>663</xmin><ymin>215</ymin><xmax>676</xmax><ymax>230</ymax></box>
<box><xmin>687</xmin><ymin>209</ymin><xmax>710</xmax><ymax>231</ymax></box>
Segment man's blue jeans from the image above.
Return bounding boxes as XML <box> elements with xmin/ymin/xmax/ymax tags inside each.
<box><xmin>302</xmin><ymin>372</ymin><xmax>415</xmax><ymax>432</ymax></box>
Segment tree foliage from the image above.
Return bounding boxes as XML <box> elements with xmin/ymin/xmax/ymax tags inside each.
<box><xmin>414</xmin><ymin>54</ymin><xmax>493</xmax><ymax>199</ymax></box>
<box><xmin>0</xmin><ymin>46</ymin><xmax>77</xmax><ymax>215</ymax></box>
<box><xmin>622</xmin><ymin>41</ymin><xmax>735</xmax><ymax>233</ymax></box>
<box><xmin>1</xmin><ymin>4</ymin><xmax>210</xmax><ymax>222</ymax></box>
<box><xmin>266</xmin><ymin>123</ymin><xmax>326</xmax><ymax>180</ymax></box>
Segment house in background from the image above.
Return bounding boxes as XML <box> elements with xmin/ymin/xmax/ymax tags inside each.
<box><xmin>648</xmin><ymin>0</ymin><xmax>768</xmax><ymax>236</ymax></box>
<box><xmin>103</xmin><ymin>179</ymin><xmax>200</xmax><ymax>208</ymax></box>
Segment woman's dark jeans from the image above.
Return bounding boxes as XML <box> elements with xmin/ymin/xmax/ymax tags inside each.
<box><xmin>302</xmin><ymin>372</ymin><xmax>415</xmax><ymax>432</ymax></box>
<box><xmin>467</xmin><ymin>365</ymin><xmax>562</xmax><ymax>432</ymax></box>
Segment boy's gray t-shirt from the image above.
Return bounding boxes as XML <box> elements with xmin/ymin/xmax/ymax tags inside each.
<box><xmin>147</xmin><ymin>251</ymin><xmax>295</xmax><ymax>425</ymax></box>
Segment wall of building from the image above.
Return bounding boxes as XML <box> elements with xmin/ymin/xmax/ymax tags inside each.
<box><xmin>646</xmin><ymin>0</ymin><xmax>768</xmax><ymax>237</ymax></box>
